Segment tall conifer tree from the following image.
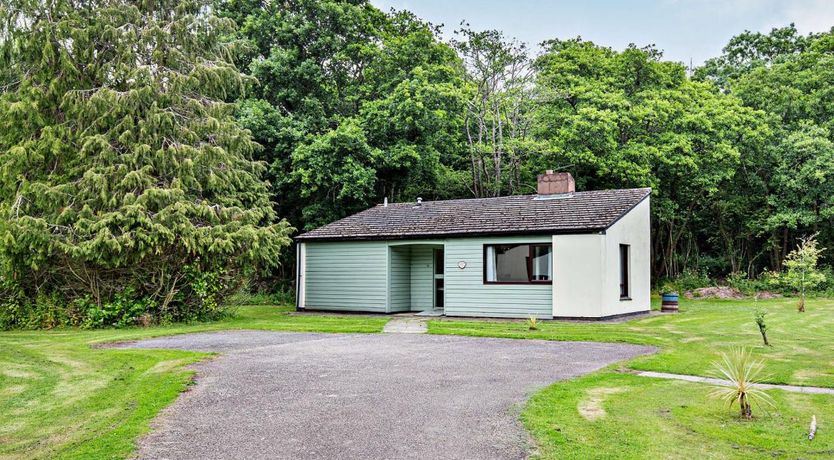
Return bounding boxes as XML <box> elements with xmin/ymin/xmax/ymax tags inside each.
<box><xmin>0</xmin><ymin>0</ymin><xmax>292</xmax><ymax>318</ymax></box>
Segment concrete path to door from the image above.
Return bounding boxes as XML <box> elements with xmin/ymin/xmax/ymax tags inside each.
<box><xmin>382</xmin><ymin>316</ymin><xmax>428</xmax><ymax>333</ymax></box>
<box><xmin>113</xmin><ymin>331</ymin><xmax>654</xmax><ymax>459</ymax></box>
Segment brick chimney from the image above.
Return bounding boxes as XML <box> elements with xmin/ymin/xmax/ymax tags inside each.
<box><xmin>537</xmin><ymin>170</ymin><xmax>575</xmax><ymax>195</ymax></box>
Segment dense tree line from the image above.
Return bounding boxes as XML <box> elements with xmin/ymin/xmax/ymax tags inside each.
<box><xmin>1</xmin><ymin>0</ymin><xmax>832</xmax><ymax>327</ymax></box>
<box><xmin>220</xmin><ymin>1</ymin><xmax>832</xmax><ymax>283</ymax></box>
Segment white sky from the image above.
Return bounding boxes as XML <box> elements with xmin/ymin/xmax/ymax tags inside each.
<box><xmin>371</xmin><ymin>0</ymin><xmax>834</xmax><ymax>65</ymax></box>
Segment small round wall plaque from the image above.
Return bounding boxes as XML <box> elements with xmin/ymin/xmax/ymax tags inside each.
<box><xmin>457</xmin><ymin>261</ymin><xmax>467</xmax><ymax>269</ymax></box>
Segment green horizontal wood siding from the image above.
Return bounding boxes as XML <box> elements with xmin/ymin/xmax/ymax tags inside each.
<box><xmin>304</xmin><ymin>241</ymin><xmax>388</xmax><ymax>313</ymax></box>
<box><xmin>305</xmin><ymin>237</ymin><xmax>553</xmax><ymax>317</ymax></box>
<box><xmin>410</xmin><ymin>245</ymin><xmax>435</xmax><ymax>311</ymax></box>
<box><xmin>444</xmin><ymin>236</ymin><xmax>552</xmax><ymax>318</ymax></box>
<box><xmin>388</xmin><ymin>246</ymin><xmax>411</xmax><ymax>312</ymax></box>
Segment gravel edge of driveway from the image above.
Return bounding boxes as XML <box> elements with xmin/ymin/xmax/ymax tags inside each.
<box><xmin>113</xmin><ymin>331</ymin><xmax>656</xmax><ymax>460</ymax></box>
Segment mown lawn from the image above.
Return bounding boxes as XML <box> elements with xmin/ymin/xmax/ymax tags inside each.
<box><xmin>523</xmin><ymin>373</ymin><xmax>834</xmax><ymax>459</ymax></box>
<box><xmin>430</xmin><ymin>297</ymin><xmax>834</xmax><ymax>459</ymax></box>
<box><xmin>4</xmin><ymin>299</ymin><xmax>833</xmax><ymax>459</ymax></box>
<box><xmin>0</xmin><ymin>306</ymin><xmax>388</xmax><ymax>460</ymax></box>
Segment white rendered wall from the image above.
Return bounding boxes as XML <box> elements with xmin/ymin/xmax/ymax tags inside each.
<box><xmin>552</xmin><ymin>195</ymin><xmax>651</xmax><ymax>318</ymax></box>
<box><xmin>600</xmin><ymin>197</ymin><xmax>651</xmax><ymax>316</ymax></box>
<box><xmin>552</xmin><ymin>233</ymin><xmax>605</xmax><ymax>317</ymax></box>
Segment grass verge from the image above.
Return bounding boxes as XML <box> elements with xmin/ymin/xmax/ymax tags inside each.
<box><xmin>524</xmin><ymin>373</ymin><xmax>834</xmax><ymax>459</ymax></box>
<box><xmin>0</xmin><ymin>305</ymin><xmax>387</xmax><ymax>459</ymax></box>
<box><xmin>429</xmin><ymin>297</ymin><xmax>834</xmax><ymax>387</ymax></box>
<box><xmin>429</xmin><ymin>297</ymin><xmax>834</xmax><ymax>459</ymax></box>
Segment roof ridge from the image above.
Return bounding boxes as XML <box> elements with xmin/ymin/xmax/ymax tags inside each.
<box><xmin>375</xmin><ymin>187</ymin><xmax>651</xmax><ymax>207</ymax></box>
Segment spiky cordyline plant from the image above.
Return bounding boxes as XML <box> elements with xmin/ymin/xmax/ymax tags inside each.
<box><xmin>527</xmin><ymin>316</ymin><xmax>539</xmax><ymax>330</ymax></box>
<box><xmin>708</xmin><ymin>348</ymin><xmax>775</xmax><ymax>419</ymax></box>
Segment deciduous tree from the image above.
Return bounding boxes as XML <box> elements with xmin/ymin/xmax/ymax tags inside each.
<box><xmin>453</xmin><ymin>26</ymin><xmax>539</xmax><ymax>197</ymax></box>
<box><xmin>218</xmin><ymin>1</ymin><xmax>470</xmax><ymax>233</ymax></box>
<box><xmin>533</xmin><ymin>39</ymin><xmax>770</xmax><ymax>277</ymax></box>
<box><xmin>783</xmin><ymin>234</ymin><xmax>826</xmax><ymax>312</ymax></box>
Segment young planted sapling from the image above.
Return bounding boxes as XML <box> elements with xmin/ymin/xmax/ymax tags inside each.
<box><xmin>753</xmin><ymin>308</ymin><xmax>770</xmax><ymax>346</ymax></box>
<box><xmin>783</xmin><ymin>234</ymin><xmax>825</xmax><ymax>312</ymax></box>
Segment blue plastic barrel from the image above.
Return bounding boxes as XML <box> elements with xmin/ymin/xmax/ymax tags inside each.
<box><xmin>661</xmin><ymin>293</ymin><xmax>679</xmax><ymax>312</ymax></box>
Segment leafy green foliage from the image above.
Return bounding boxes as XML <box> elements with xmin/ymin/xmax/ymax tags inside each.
<box><xmin>218</xmin><ymin>1</ymin><xmax>469</xmax><ymax>234</ymax></box>
<box><xmin>291</xmin><ymin>119</ymin><xmax>379</xmax><ymax>226</ymax></box>
<box><xmin>0</xmin><ymin>276</ymin><xmax>28</xmax><ymax>328</ymax></box>
<box><xmin>0</xmin><ymin>0</ymin><xmax>292</xmax><ymax>327</ymax></box>
<box><xmin>80</xmin><ymin>290</ymin><xmax>157</xmax><ymax>329</ymax></box>
<box><xmin>782</xmin><ymin>234</ymin><xmax>826</xmax><ymax>311</ymax></box>
<box><xmin>3</xmin><ymin>0</ymin><xmax>834</xmax><ymax>323</ymax></box>
<box><xmin>661</xmin><ymin>269</ymin><xmax>713</xmax><ymax>293</ymax></box>
<box><xmin>696</xmin><ymin>24</ymin><xmax>813</xmax><ymax>89</ymax></box>
<box><xmin>753</xmin><ymin>308</ymin><xmax>769</xmax><ymax>346</ymax></box>
<box><xmin>452</xmin><ymin>26</ymin><xmax>540</xmax><ymax>197</ymax></box>
<box><xmin>701</xmin><ymin>27</ymin><xmax>834</xmax><ymax>274</ymax></box>
<box><xmin>725</xmin><ymin>272</ymin><xmax>761</xmax><ymax>295</ymax></box>
<box><xmin>532</xmin><ymin>39</ymin><xmax>771</xmax><ymax>279</ymax></box>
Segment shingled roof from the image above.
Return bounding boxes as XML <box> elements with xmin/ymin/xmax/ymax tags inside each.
<box><xmin>295</xmin><ymin>188</ymin><xmax>651</xmax><ymax>242</ymax></box>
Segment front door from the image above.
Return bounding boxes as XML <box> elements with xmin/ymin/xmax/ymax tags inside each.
<box><xmin>433</xmin><ymin>248</ymin><xmax>444</xmax><ymax>310</ymax></box>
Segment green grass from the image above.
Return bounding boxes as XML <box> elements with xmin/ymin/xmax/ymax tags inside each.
<box><xmin>429</xmin><ymin>297</ymin><xmax>834</xmax><ymax>387</ymax></box>
<box><xmin>0</xmin><ymin>305</ymin><xmax>388</xmax><ymax>460</ymax></box>
<box><xmin>5</xmin><ymin>298</ymin><xmax>834</xmax><ymax>459</ymax></box>
<box><xmin>523</xmin><ymin>373</ymin><xmax>834</xmax><ymax>459</ymax></box>
<box><xmin>429</xmin><ymin>297</ymin><xmax>834</xmax><ymax>459</ymax></box>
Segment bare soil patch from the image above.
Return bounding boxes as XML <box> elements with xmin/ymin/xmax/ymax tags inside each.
<box><xmin>684</xmin><ymin>287</ymin><xmax>744</xmax><ymax>299</ymax></box>
<box><xmin>578</xmin><ymin>387</ymin><xmax>625</xmax><ymax>421</ymax></box>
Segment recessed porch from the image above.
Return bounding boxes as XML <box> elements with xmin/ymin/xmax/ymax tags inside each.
<box><xmin>387</xmin><ymin>243</ymin><xmax>444</xmax><ymax>313</ymax></box>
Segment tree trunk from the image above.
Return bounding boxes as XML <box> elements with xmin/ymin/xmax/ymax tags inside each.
<box><xmin>798</xmin><ymin>268</ymin><xmax>806</xmax><ymax>312</ymax></box>
<box><xmin>781</xmin><ymin>227</ymin><xmax>789</xmax><ymax>268</ymax></box>
<box><xmin>740</xmin><ymin>394</ymin><xmax>752</xmax><ymax>419</ymax></box>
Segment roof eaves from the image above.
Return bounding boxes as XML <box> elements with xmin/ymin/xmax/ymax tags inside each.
<box><xmin>601</xmin><ymin>188</ymin><xmax>652</xmax><ymax>231</ymax></box>
<box><xmin>293</xmin><ymin>226</ymin><xmax>607</xmax><ymax>242</ymax></box>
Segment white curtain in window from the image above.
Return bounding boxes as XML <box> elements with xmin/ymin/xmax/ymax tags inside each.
<box><xmin>532</xmin><ymin>246</ymin><xmax>552</xmax><ymax>281</ymax></box>
<box><xmin>486</xmin><ymin>246</ymin><xmax>497</xmax><ymax>281</ymax></box>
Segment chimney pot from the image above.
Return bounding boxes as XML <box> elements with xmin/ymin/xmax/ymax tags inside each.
<box><xmin>537</xmin><ymin>171</ymin><xmax>575</xmax><ymax>195</ymax></box>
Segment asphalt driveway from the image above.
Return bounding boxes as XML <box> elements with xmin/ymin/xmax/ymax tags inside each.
<box><xmin>116</xmin><ymin>331</ymin><xmax>653</xmax><ymax>459</ymax></box>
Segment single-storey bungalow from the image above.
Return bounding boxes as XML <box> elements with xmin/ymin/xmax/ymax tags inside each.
<box><xmin>294</xmin><ymin>171</ymin><xmax>651</xmax><ymax>319</ymax></box>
